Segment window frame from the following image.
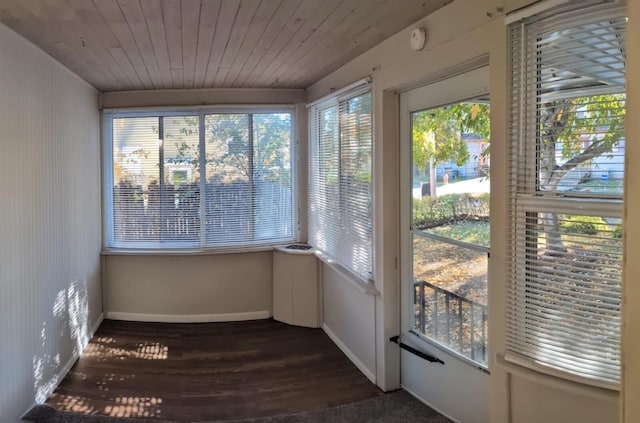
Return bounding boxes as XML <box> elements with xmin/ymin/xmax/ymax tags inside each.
<box><xmin>102</xmin><ymin>106</ymin><xmax>298</xmax><ymax>252</ymax></box>
<box><xmin>398</xmin><ymin>66</ymin><xmax>491</xmax><ymax>369</ymax></box>
<box><xmin>506</xmin><ymin>2</ymin><xmax>626</xmax><ymax>389</ymax></box>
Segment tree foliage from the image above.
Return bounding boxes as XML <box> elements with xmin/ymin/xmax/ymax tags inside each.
<box><xmin>142</xmin><ymin>114</ymin><xmax>291</xmax><ymax>185</ymax></box>
<box><xmin>412</xmin><ymin>102</ymin><xmax>490</xmax><ymax>170</ymax></box>
<box><xmin>539</xmin><ymin>93</ymin><xmax>625</xmax><ymax>191</ymax></box>
<box><xmin>204</xmin><ymin>113</ymin><xmax>291</xmax><ymax>184</ymax></box>
<box><xmin>538</xmin><ymin>93</ymin><xmax>625</xmax><ymax>253</ymax></box>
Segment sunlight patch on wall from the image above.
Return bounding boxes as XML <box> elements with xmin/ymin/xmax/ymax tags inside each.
<box><xmin>32</xmin><ymin>355</ymin><xmax>58</xmax><ymax>404</ymax></box>
<box><xmin>32</xmin><ymin>279</ymin><xmax>92</xmax><ymax>404</ymax></box>
<box><xmin>68</xmin><ymin>280</ymin><xmax>90</xmax><ymax>356</ymax></box>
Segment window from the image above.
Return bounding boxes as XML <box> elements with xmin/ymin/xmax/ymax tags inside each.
<box><xmin>411</xmin><ymin>98</ymin><xmax>490</xmax><ymax>366</ymax></box>
<box><xmin>104</xmin><ymin>110</ymin><xmax>294</xmax><ymax>249</ymax></box>
<box><xmin>309</xmin><ymin>85</ymin><xmax>373</xmax><ymax>280</ymax></box>
<box><xmin>507</xmin><ymin>3</ymin><xmax>625</xmax><ymax>388</ymax></box>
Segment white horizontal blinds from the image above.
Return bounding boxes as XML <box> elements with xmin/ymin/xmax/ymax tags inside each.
<box><xmin>338</xmin><ymin>92</ymin><xmax>373</xmax><ymax>277</ymax></box>
<box><xmin>111</xmin><ymin>117</ymin><xmax>162</xmax><ymax>247</ymax></box>
<box><xmin>509</xmin><ymin>207</ymin><xmax>622</xmax><ymax>384</ymax></box>
<box><xmin>535</xmin><ymin>11</ymin><xmax>626</xmax><ymax>195</ymax></box>
<box><xmin>203</xmin><ymin>113</ymin><xmax>294</xmax><ymax>247</ymax></box>
<box><xmin>161</xmin><ymin>116</ymin><xmax>200</xmax><ymax>244</ymax></box>
<box><xmin>111</xmin><ymin>115</ymin><xmax>201</xmax><ymax>248</ymax></box>
<box><xmin>106</xmin><ymin>110</ymin><xmax>294</xmax><ymax>249</ymax></box>
<box><xmin>309</xmin><ymin>102</ymin><xmax>341</xmax><ymax>257</ymax></box>
<box><xmin>309</xmin><ymin>86</ymin><xmax>373</xmax><ymax>280</ymax></box>
<box><xmin>252</xmin><ymin>113</ymin><xmax>294</xmax><ymax>242</ymax></box>
<box><xmin>507</xmin><ymin>3</ymin><xmax>626</xmax><ymax>388</ymax></box>
<box><xmin>203</xmin><ymin>114</ymin><xmax>251</xmax><ymax>246</ymax></box>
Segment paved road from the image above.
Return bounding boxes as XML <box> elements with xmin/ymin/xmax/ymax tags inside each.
<box><xmin>412</xmin><ymin>177</ymin><xmax>490</xmax><ymax>199</ymax></box>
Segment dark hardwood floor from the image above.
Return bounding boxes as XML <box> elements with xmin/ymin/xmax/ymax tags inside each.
<box><xmin>47</xmin><ymin>319</ymin><xmax>382</xmax><ymax>421</ymax></box>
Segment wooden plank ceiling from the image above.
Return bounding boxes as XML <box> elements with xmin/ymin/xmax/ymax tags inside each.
<box><xmin>0</xmin><ymin>0</ymin><xmax>451</xmax><ymax>92</ymax></box>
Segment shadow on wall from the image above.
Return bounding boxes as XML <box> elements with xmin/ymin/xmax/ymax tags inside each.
<box><xmin>32</xmin><ymin>279</ymin><xmax>91</xmax><ymax>405</ymax></box>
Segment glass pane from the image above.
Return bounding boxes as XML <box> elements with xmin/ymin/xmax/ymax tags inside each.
<box><xmin>339</xmin><ymin>93</ymin><xmax>373</xmax><ymax>277</ymax></box>
<box><xmin>410</xmin><ymin>99</ymin><xmax>490</xmax><ymax>366</ymax></box>
<box><xmin>111</xmin><ymin>116</ymin><xmax>201</xmax><ymax>246</ymax></box>
<box><xmin>413</xmin><ymin>235</ymin><xmax>488</xmax><ymax>365</ymax></box>
<box><xmin>537</xmin><ymin>94</ymin><xmax>625</xmax><ymax>196</ymax></box>
<box><xmin>204</xmin><ymin>114</ymin><xmax>251</xmax><ymax>245</ymax></box>
<box><xmin>112</xmin><ymin>117</ymin><xmax>161</xmax><ymax>244</ymax></box>
<box><xmin>536</xmin><ymin>17</ymin><xmax>626</xmax><ymax>196</ymax></box>
<box><xmin>518</xmin><ymin>212</ymin><xmax>622</xmax><ymax>379</ymax></box>
<box><xmin>162</xmin><ymin>116</ymin><xmax>200</xmax><ymax>243</ymax></box>
<box><xmin>411</xmin><ymin>101</ymin><xmax>490</xmax><ymax>242</ymax></box>
<box><xmin>312</xmin><ymin>106</ymin><xmax>340</xmax><ymax>255</ymax></box>
<box><xmin>253</xmin><ymin>113</ymin><xmax>293</xmax><ymax>241</ymax></box>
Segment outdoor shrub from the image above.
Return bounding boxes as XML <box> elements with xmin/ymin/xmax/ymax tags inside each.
<box><xmin>412</xmin><ymin>193</ymin><xmax>490</xmax><ymax>229</ymax></box>
<box><xmin>613</xmin><ymin>224</ymin><xmax>623</xmax><ymax>238</ymax></box>
<box><xmin>560</xmin><ymin>215</ymin><xmax>608</xmax><ymax>235</ymax></box>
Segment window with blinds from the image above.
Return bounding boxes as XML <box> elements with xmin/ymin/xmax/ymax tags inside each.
<box><xmin>309</xmin><ymin>87</ymin><xmax>373</xmax><ymax>280</ymax></box>
<box><xmin>507</xmin><ymin>3</ymin><xmax>626</xmax><ymax>388</ymax></box>
<box><xmin>104</xmin><ymin>110</ymin><xmax>294</xmax><ymax>249</ymax></box>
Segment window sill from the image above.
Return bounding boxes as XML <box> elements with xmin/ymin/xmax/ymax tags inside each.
<box><xmin>101</xmin><ymin>244</ymin><xmax>282</xmax><ymax>256</ymax></box>
<box><xmin>274</xmin><ymin>244</ymin><xmax>315</xmax><ymax>255</ymax></box>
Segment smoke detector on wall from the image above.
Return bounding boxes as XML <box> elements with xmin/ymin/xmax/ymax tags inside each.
<box><xmin>410</xmin><ymin>27</ymin><xmax>427</xmax><ymax>51</ymax></box>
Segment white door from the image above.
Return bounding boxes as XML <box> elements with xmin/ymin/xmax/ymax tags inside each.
<box><xmin>399</xmin><ymin>67</ymin><xmax>490</xmax><ymax>423</ymax></box>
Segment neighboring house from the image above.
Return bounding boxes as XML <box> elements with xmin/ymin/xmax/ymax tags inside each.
<box><xmin>435</xmin><ymin>133</ymin><xmax>489</xmax><ymax>179</ymax></box>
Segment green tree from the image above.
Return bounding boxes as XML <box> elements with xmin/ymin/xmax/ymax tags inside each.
<box><xmin>538</xmin><ymin>93</ymin><xmax>625</xmax><ymax>253</ymax></box>
<box><xmin>412</xmin><ymin>102</ymin><xmax>490</xmax><ymax>197</ymax></box>
<box><xmin>539</xmin><ymin>94</ymin><xmax>625</xmax><ymax>192</ymax></box>
<box><xmin>205</xmin><ymin>113</ymin><xmax>291</xmax><ymax>184</ymax></box>
<box><xmin>150</xmin><ymin>114</ymin><xmax>292</xmax><ymax>184</ymax></box>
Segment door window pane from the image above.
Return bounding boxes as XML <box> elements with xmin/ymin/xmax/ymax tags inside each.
<box><xmin>411</xmin><ymin>100</ymin><xmax>490</xmax><ymax>366</ymax></box>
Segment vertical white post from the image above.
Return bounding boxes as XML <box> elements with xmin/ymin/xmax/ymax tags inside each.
<box><xmin>622</xmin><ymin>1</ymin><xmax>639</xmax><ymax>422</ymax></box>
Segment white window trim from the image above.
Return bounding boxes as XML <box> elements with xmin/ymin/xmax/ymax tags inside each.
<box><xmin>102</xmin><ymin>105</ymin><xmax>298</xmax><ymax>252</ymax></box>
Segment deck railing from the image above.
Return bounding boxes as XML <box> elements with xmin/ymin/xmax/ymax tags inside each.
<box><xmin>414</xmin><ymin>280</ymin><xmax>488</xmax><ymax>365</ymax></box>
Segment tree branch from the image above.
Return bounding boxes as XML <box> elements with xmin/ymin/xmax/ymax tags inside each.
<box><xmin>558</xmin><ymin>141</ymin><xmax>610</xmax><ymax>173</ymax></box>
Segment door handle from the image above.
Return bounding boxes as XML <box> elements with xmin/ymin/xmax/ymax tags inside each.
<box><xmin>390</xmin><ymin>336</ymin><xmax>445</xmax><ymax>365</ymax></box>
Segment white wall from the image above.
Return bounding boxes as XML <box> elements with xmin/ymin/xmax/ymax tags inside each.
<box><xmin>321</xmin><ymin>264</ymin><xmax>377</xmax><ymax>383</ymax></box>
<box><xmin>307</xmin><ymin>0</ymin><xmax>623</xmax><ymax>422</ymax></box>
<box><xmin>509</xmin><ymin>373</ymin><xmax>617</xmax><ymax>423</ymax></box>
<box><xmin>103</xmin><ymin>252</ymin><xmax>273</xmax><ymax>321</ymax></box>
<box><xmin>0</xmin><ymin>23</ymin><xmax>102</xmax><ymax>423</ymax></box>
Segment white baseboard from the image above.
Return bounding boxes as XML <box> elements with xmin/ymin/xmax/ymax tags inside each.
<box><xmin>401</xmin><ymin>385</ymin><xmax>461</xmax><ymax>423</ymax></box>
<box><xmin>91</xmin><ymin>312</ymin><xmax>104</xmax><ymax>335</ymax></box>
<box><xmin>322</xmin><ymin>323</ymin><xmax>376</xmax><ymax>384</ymax></box>
<box><xmin>106</xmin><ymin>310</ymin><xmax>271</xmax><ymax>323</ymax></box>
<box><xmin>21</xmin><ymin>312</ymin><xmax>104</xmax><ymax>420</ymax></box>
